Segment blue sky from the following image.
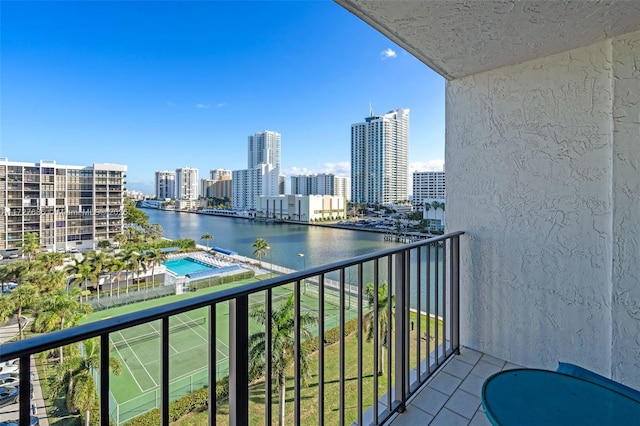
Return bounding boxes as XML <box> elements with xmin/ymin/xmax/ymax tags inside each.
<box><xmin>1</xmin><ymin>1</ymin><xmax>445</xmax><ymax>194</ymax></box>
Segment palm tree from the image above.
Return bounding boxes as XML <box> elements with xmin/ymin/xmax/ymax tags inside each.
<box><xmin>20</xmin><ymin>231</ymin><xmax>41</xmax><ymax>261</ymax></box>
<box><xmin>49</xmin><ymin>338</ymin><xmax>122</xmax><ymax>426</ymax></box>
<box><xmin>144</xmin><ymin>248</ymin><xmax>166</xmax><ymax>289</ymax></box>
<box><xmin>201</xmin><ymin>233</ymin><xmax>214</xmax><ymax>250</ymax></box>
<box><xmin>6</xmin><ymin>283</ymin><xmax>38</xmax><ymax>340</ymax></box>
<box><xmin>108</xmin><ymin>257</ymin><xmax>126</xmax><ymax>298</ymax></box>
<box><xmin>113</xmin><ymin>232</ymin><xmax>127</xmax><ymax>248</ymax></box>
<box><xmin>36</xmin><ymin>251</ymin><xmax>66</xmax><ymax>272</ymax></box>
<box><xmin>122</xmin><ymin>250</ymin><xmax>140</xmax><ymax>294</ymax></box>
<box><xmin>65</xmin><ymin>259</ymin><xmax>97</xmax><ymax>302</ymax></box>
<box><xmin>252</xmin><ymin>238</ymin><xmax>270</xmax><ymax>267</ymax></box>
<box><xmin>364</xmin><ymin>282</ymin><xmax>394</xmax><ymax>376</ymax></box>
<box><xmin>33</xmin><ymin>288</ymin><xmax>92</xmax><ymax>363</ymax></box>
<box><xmin>249</xmin><ymin>295</ymin><xmax>316</xmax><ymax>426</ymax></box>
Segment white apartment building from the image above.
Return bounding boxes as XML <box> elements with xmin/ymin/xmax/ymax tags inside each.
<box><xmin>258</xmin><ymin>194</ymin><xmax>346</xmax><ymax>222</ymax></box>
<box><xmin>0</xmin><ymin>159</ymin><xmax>126</xmax><ymax>252</ymax></box>
<box><xmin>210</xmin><ymin>168</ymin><xmax>231</xmax><ymax>181</ymax></box>
<box><xmin>201</xmin><ymin>178</ymin><xmax>232</xmax><ymax>200</ymax></box>
<box><xmin>175</xmin><ymin>167</ymin><xmax>199</xmax><ymax>200</ymax></box>
<box><xmin>351</xmin><ymin>108</ymin><xmax>409</xmax><ymax>205</ymax></box>
<box><xmin>232</xmin><ymin>164</ymin><xmax>280</xmax><ymax>210</ymax></box>
<box><xmin>155</xmin><ymin>170</ymin><xmax>176</xmax><ymax>199</ymax></box>
<box><xmin>232</xmin><ymin>130</ymin><xmax>283</xmax><ymax>210</ymax></box>
<box><xmin>248</xmin><ymin>131</ymin><xmax>281</xmax><ymax>169</ymax></box>
<box><xmin>412</xmin><ymin>171</ymin><xmax>445</xmax><ymax>205</ymax></box>
<box><xmin>290</xmin><ymin>173</ymin><xmax>351</xmax><ymax>199</ymax></box>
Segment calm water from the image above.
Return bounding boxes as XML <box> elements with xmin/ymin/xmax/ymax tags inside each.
<box><xmin>143</xmin><ymin>209</ymin><xmax>443</xmax><ymax>311</ymax></box>
<box><xmin>142</xmin><ymin>209</ymin><xmax>404</xmax><ymax>271</ymax></box>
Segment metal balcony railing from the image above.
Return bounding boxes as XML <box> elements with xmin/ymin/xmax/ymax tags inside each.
<box><xmin>0</xmin><ymin>231</ymin><xmax>462</xmax><ymax>426</ymax></box>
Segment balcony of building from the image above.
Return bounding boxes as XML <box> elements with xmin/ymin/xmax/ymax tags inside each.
<box><xmin>1</xmin><ymin>1</ymin><xmax>639</xmax><ymax>425</ymax></box>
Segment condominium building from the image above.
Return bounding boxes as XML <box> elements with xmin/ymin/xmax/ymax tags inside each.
<box><xmin>290</xmin><ymin>173</ymin><xmax>351</xmax><ymax>200</ymax></box>
<box><xmin>351</xmin><ymin>108</ymin><xmax>409</xmax><ymax>205</ymax></box>
<box><xmin>412</xmin><ymin>171</ymin><xmax>445</xmax><ymax>205</ymax></box>
<box><xmin>248</xmin><ymin>131</ymin><xmax>281</xmax><ymax>169</ymax></box>
<box><xmin>176</xmin><ymin>167</ymin><xmax>199</xmax><ymax>200</ymax></box>
<box><xmin>155</xmin><ymin>170</ymin><xmax>176</xmax><ymax>199</ymax></box>
<box><xmin>232</xmin><ymin>164</ymin><xmax>280</xmax><ymax>210</ymax></box>
<box><xmin>210</xmin><ymin>169</ymin><xmax>232</xmax><ymax>181</ymax></box>
<box><xmin>0</xmin><ymin>159</ymin><xmax>126</xmax><ymax>252</ymax></box>
<box><xmin>200</xmin><ymin>177</ymin><xmax>232</xmax><ymax>200</ymax></box>
<box><xmin>233</xmin><ymin>130</ymin><xmax>283</xmax><ymax>210</ymax></box>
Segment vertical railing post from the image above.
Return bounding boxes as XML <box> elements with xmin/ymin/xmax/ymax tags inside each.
<box><xmin>100</xmin><ymin>333</ymin><xmax>111</xmax><ymax>426</ymax></box>
<box><xmin>229</xmin><ymin>295</ymin><xmax>249</xmax><ymax>426</ymax></box>
<box><xmin>394</xmin><ymin>251</ymin><xmax>407</xmax><ymax>412</ymax></box>
<box><xmin>161</xmin><ymin>318</ymin><xmax>170</xmax><ymax>426</ymax></box>
<box><xmin>451</xmin><ymin>236</ymin><xmax>461</xmax><ymax>353</ymax></box>
<box><xmin>208</xmin><ymin>303</ymin><xmax>217</xmax><ymax>424</ymax></box>
<box><xmin>18</xmin><ymin>354</ymin><xmax>30</xmax><ymax>425</ymax></box>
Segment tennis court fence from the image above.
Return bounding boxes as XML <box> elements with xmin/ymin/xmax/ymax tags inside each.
<box><xmin>108</xmin><ymin>362</ymin><xmax>230</xmax><ymax>426</ymax></box>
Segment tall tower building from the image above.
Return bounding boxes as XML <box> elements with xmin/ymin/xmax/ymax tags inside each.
<box><xmin>290</xmin><ymin>174</ymin><xmax>350</xmax><ymax>199</ymax></box>
<box><xmin>155</xmin><ymin>170</ymin><xmax>176</xmax><ymax>199</ymax></box>
<box><xmin>176</xmin><ymin>167</ymin><xmax>199</xmax><ymax>200</ymax></box>
<box><xmin>351</xmin><ymin>108</ymin><xmax>409</xmax><ymax>205</ymax></box>
<box><xmin>248</xmin><ymin>131</ymin><xmax>281</xmax><ymax>169</ymax></box>
<box><xmin>210</xmin><ymin>169</ymin><xmax>231</xmax><ymax>181</ymax></box>
<box><xmin>233</xmin><ymin>130</ymin><xmax>282</xmax><ymax>210</ymax></box>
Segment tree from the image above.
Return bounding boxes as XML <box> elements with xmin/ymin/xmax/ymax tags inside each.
<box><xmin>49</xmin><ymin>338</ymin><xmax>121</xmax><ymax>426</ymax></box>
<box><xmin>364</xmin><ymin>282</ymin><xmax>394</xmax><ymax>376</ymax></box>
<box><xmin>146</xmin><ymin>223</ymin><xmax>164</xmax><ymax>240</ymax></box>
<box><xmin>252</xmin><ymin>238</ymin><xmax>270</xmax><ymax>266</ymax></box>
<box><xmin>20</xmin><ymin>231</ymin><xmax>41</xmax><ymax>261</ymax></box>
<box><xmin>113</xmin><ymin>233</ymin><xmax>127</xmax><ymax>248</ymax></box>
<box><xmin>33</xmin><ymin>288</ymin><xmax>92</xmax><ymax>363</ymax></box>
<box><xmin>201</xmin><ymin>233</ymin><xmax>214</xmax><ymax>249</ymax></box>
<box><xmin>97</xmin><ymin>240</ymin><xmax>111</xmax><ymax>251</ymax></box>
<box><xmin>36</xmin><ymin>251</ymin><xmax>66</xmax><ymax>272</ymax></box>
<box><xmin>249</xmin><ymin>295</ymin><xmax>316</xmax><ymax>426</ymax></box>
<box><xmin>65</xmin><ymin>259</ymin><xmax>97</xmax><ymax>302</ymax></box>
<box><xmin>122</xmin><ymin>250</ymin><xmax>140</xmax><ymax>294</ymax></box>
<box><xmin>6</xmin><ymin>284</ymin><xmax>38</xmax><ymax>340</ymax></box>
<box><xmin>108</xmin><ymin>257</ymin><xmax>126</xmax><ymax>298</ymax></box>
<box><xmin>144</xmin><ymin>248</ymin><xmax>166</xmax><ymax>289</ymax></box>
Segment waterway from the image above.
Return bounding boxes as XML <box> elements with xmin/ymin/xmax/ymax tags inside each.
<box><xmin>142</xmin><ymin>209</ymin><xmax>405</xmax><ymax>271</ymax></box>
<box><xmin>143</xmin><ymin>208</ymin><xmax>444</xmax><ymax>312</ymax></box>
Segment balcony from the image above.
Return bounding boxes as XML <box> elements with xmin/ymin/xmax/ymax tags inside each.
<box><xmin>0</xmin><ymin>232</ymin><xmax>462</xmax><ymax>425</ymax></box>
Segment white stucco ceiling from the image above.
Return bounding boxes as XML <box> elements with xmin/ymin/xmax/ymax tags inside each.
<box><xmin>336</xmin><ymin>0</ymin><xmax>640</xmax><ymax>80</ymax></box>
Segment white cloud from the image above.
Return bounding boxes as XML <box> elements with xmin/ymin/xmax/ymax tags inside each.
<box><xmin>409</xmin><ymin>159</ymin><xmax>444</xmax><ymax>174</ymax></box>
<box><xmin>196</xmin><ymin>103</ymin><xmax>211</xmax><ymax>109</ymax></box>
<box><xmin>167</xmin><ymin>101</ymin><xmax>176</xmax><ymax>107</ymax></box>
<box><xmin>215</xmin><ymin>102</ymin><xmax>227</xmax><ymax>108</ymax></box>
<box><xmin>381</xmin><ymin>48</ymin><xmax>397</xmax><ymax>60</ymax></box>
<box><xmin>282</xmin><ymin>161</ymin><xmax>351</xmax><ymax>179</ymax></box>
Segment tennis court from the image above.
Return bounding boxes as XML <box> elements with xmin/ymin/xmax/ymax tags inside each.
<box><xmin>100</xmin><ymin>279</ymin><xmax>352</xmax><ymax>425</ymax></box>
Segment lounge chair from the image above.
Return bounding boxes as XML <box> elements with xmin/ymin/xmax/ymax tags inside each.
<box><xmin>557</xmin><ymin>362</ymin><xmax>640</xmax><ymax>402</ymax></box>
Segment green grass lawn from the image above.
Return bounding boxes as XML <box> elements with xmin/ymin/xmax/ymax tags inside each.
<box><xmin>173</xmin><ymin>311</ymin><xmax>443</xmax><ymax>425</ymax></box>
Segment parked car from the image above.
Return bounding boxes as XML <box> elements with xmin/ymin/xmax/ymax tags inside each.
<box><xmin>0</xmin><ymin>376</ymin><xmax>19</xmax><ymax>387</ymax></box>
<box><xmin>0</xmin><ymin>416</ymin><xmax>39</xmax><ymax>426</ymax></box>
<box><xmin>0</xmin><ymin>363</ymin><xmax>19</xmax><ymax>375</ymax></box>
<box><xmin>0</xmin><ymin>387</ymin><xmax>19</xmax><ymax>408</ymax></box>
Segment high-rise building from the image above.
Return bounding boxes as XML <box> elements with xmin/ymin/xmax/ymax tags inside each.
<box><xmin>210</xmin><ymin>169</ymin><xmax>231</xmax><ymax>181</ymax></box>
<box><xmin>232</xmin><ymin>164</ymin><xmax>280</xmax><ymax>210</ymax></box>
<box><xmin>290</xmin><ymin>173</ymin><xmax>351</xmax><ymax>200</ymax></box>
<box><xmin>232</xmin><ymin>130</ymin><xmax>282</xmax><ymax>210</ymax></box>
<box><xmin>351</xmin><ymin>108</ymin><xmax>409</xmax><ymax>205</ymax></box>
<box><xmin>248</xmin><ymin>131</ymin><xmax>281</xmax><ymax>169</ymax></box>
<box><xmin>412</xmin><ymin>171</ymin><xmax>445</xmax><ymax>205</ymax></box>
<box><xmin>176</xmin><ymin>167</ymin><xmax>199</xmax><ymax>200</ymax></box>
<box><xmin>155</xmin><ymin>170</ymin><xmax>176</xmax><ymax>199</ymax></box>
<box><xmin>0</xmin><ymin>159</ymin><xmax>126</xmax><ymax>252</ymax></box>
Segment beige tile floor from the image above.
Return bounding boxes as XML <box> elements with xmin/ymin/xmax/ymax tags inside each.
<box><xmin>387</xmin><ymin>347</ymin><xmax>523</xmax><ymax>426</ymax></box>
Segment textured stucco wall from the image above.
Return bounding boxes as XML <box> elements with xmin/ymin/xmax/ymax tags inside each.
<box><xmin>611</xmin><ymin>32</ymin><xmax>640</xmax><ymax>386</ymax></box>
<box><xmin>446</xmin><ymin>32</ymin><xmax>640</xmax><ymax>382</ymax></box>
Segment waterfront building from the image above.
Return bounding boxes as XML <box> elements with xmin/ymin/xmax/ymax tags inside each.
<box><xmin>290</xmin><ymin>173</ymin><xmax>351</xmax><ymax>199</ymax></box>
<box><xmin>155</xmin><ymin>170</ymin><xmax>176</xmax><ymax>199</ymax></box>
<box><xmin>248</xmin><ymin>130</ymin><xmax>281</xmax><ymax>169</ymax></box>
<box><xmin>210</xmin><ymin>168</ymin><xmax>231</xmax><ymax>181</ymax></box>
<box><xmin>258</xmin><ymin>194</ymin><xmax>346</xmax><ymax>222</ymax></box>
<box><xmin>232</xmin><ymin>164</ymin><xmax>280</xmax><ymax>210</ymax></box>
<box><xmin>0</xmin><ymin>158</ymin><xmax>126</xmax><ymax>252</ymax></box>
<box><xmin>175</xmin><ymin>199</ymin><xmax>206</xmax><ymax>211</ymax></box>
<box><xmin>351</xmin><ymin>108</ymin><xmax>409</xmax><ymax>206</ymax></box>
<box><xmin>413</xmin><ymin>171</ymin><xmax>445</xmax><ymax>205</ymax></box>
<box><xmin>176</xmin><ymin>167</ymin><xmax>199</xmax><ymax>200</ymax></box>
<box><xmin>232</xmin><ymin>130</ymin><xmax>283</xmax><ymax>210</ymax></box>
<box><xmin>201</xmin><ymin>177</ymin><xmax>232</xmax><ymax>200</ymax></box>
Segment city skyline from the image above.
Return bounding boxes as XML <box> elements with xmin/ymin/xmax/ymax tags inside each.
<box><xmin>1</xmin><ymin>1</ymin><xmax>445</xmax><ymax>195</ymax></box>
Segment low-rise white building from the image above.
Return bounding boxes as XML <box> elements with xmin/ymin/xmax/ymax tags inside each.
<box><xmin>258</xmin><ymin>194</ymin><xmax>346</xmax><ymax>222</ymax></box>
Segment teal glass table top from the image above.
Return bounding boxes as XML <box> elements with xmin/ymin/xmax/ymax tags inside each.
<box><xmin>482</xmin><ymin>369</ymin><xmax>640</xmax><ymax>426</ymax></box>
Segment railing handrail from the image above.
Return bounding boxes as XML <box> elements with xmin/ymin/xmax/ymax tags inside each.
<box><xmin>0</xmin><ymin>231</ymin><xmax>462</xmax><ymax>362</ymax></box>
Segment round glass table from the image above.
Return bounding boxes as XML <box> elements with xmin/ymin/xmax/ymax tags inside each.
<box><xmin>481</xmin><ymin>368</ymin><xmax>640</xmax><ymax>425</ymax></box>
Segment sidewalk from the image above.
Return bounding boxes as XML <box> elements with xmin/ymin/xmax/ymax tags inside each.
<box><xmin>0</xmin><ymin>319</ymin><xmax>49</xmax><ymax>426</ymax></box>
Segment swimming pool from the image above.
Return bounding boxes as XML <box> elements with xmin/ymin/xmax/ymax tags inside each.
<box><xmin>164</xmin><ymin>258</ymin><xmax>217</xmax><ymax>276</ymax></box>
